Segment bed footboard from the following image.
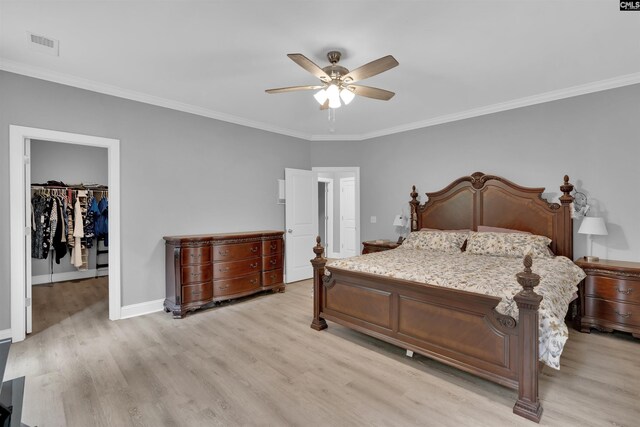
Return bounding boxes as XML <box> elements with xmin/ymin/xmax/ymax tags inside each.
<box><xmin>310</xmin><ymin>238</ymin><xmax>543</xmax><ymax>423</ymax></box>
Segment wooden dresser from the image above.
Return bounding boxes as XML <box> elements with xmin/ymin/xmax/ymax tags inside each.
<box><xmin>163</xmin><ymin>230</ymin><xmax>285</xmax><ymax>318</ymax></box>
<box><xmin>575</xmin><ymin>257</ymin><xmax>640</xmax><ymax>338</ymax></box>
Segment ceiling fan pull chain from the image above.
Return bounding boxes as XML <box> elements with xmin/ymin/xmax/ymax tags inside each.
<box><xmin>328</xmin><ymin>108</ymin><xmax>336</xmax><ymax>133</ymax></box>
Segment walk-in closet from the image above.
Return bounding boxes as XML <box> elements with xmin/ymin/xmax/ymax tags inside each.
<box><xmin>29</xmin><ymin>140</ymin><xmax>109</xmax><ymax>336</ymax></box>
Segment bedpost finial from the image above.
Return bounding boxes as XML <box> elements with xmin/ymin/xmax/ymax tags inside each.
<box><xmin>559</xmin><ymin>174</ymin><xmax>574</xmax><ymax>204</ymax></box>
<box><xmin>313</xmin><ymin>235</ymin><xmax>325</xmax><ymax>259</ymax></box>
<box><xmin>516</xmin><ymin>255</ymin><xmax>540</xmax><ymax>294</ymax></box>
<box><xmin>410</xmin><ymin>185</ymin><xmax>418</xmax><ymax>201</ymax></box>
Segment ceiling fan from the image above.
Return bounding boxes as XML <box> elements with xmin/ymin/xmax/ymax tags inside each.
<box><xmin>265</xmin><ymin>51</ymin><xmax>399</xmax><ymax>110</ymax></box>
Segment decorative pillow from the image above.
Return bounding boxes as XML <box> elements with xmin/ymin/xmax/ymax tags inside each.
<box><xmin>477</xmin><ymin>225</ymin><xmax>530</xmax><ymax>234</ymax></box>
<box><xmin>402</xmin><ymin>230</ymin><xmax>468</xmax><ymax>253</ymax></box>
<box><xmin>466</xmin><ymin>232</ymin><xmax>553</xmax><ymax>258</ymax></box>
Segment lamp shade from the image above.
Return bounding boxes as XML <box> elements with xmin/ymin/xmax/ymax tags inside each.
<box><xmin>393</xmin><ymin>215</ymin><xmax>404</xmax><ymax>227</ymax></box>
<box><xmin>578</xmin><ymin>217</ymin><xmax>608</xmax><ymax>236</ymax></box>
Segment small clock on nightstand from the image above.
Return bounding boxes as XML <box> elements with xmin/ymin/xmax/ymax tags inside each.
<box><xmin>575</xmin><ymin>257</ymin><xmax>640</xmax><ymax>339</ymax></box>
<box><xmin>362</xmin><ymin>240</ymin><xmax>401</xmax><ymax>255</ymax></box>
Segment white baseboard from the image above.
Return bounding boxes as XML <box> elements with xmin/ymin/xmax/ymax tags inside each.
<box><xmin>32</xmin><ymin>268</ymin><xmax>109</xmax><ymax>285</ymax></box>
<box><xmin>0</xmin><ymin>329</ymin><xmax>12</xmax><ymax>341</ymax></box>
<box><xmin>120</xmin><ymin>298</ymin><xmax>165</xmax><ymax>320</ymax></box>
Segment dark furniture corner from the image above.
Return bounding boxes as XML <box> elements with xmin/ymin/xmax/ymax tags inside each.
<box><xmin>575</xmin><ymin>257</ymin><xmax>640</xmax><ymax>338</ymax></box>
<box><xmin>1</xmin><ymin>339</ymin><xmax>28</xmax><ymax>427</ymax></box>
<box><xmin>361</xmin><ymin>240</ymin><xmax>400</xmax><ymax>254</ymax></box>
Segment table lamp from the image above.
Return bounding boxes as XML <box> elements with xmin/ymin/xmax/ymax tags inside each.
<box><xmin>393</xmin><ymin>214</ymin><xmax>407</xmax><ymax>243</ymax></box>
<box><xmin>578</xmin><ymin>217</ymin><xmax>608</xmax><ymax>262</ymax></box>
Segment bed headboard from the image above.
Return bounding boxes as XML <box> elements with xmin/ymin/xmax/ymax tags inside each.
<box><xmin>409</xmin><ymin>172</ymin><xmax>574</xmax><ymax>259</ymax></box>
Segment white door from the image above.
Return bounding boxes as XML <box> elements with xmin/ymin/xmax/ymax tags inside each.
<box><xmin>285</xmin><ymin>168</ymin><xmax>318</xmax><ymax>283</ymax></box>
<box><xmin>340</xmin><ymin>177</ymin><xmax>357</xmax><ymax>258</ymax></box>
<box><xmin>24</xmin><ymin>139</ymin><xmax>33</xmax><ymax>334</ymax></box>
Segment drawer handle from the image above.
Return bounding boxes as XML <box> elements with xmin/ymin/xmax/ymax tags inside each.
<box><xmin>270</xmin><ymin>274</ymin><xmax>276</xmax><ymax>280</ymax></box>
<box><xmin>250</xmin><ymin>279</ymin><xmax>257</xmax><ymax>285</ymax></box>
<box><xmin>270</xmin><ymin>243</ymin><xmax>277</xmax><ymax>250</ymax></box>
<box><xmin>220</xmin><ymin>267</ymin><xmax>229</xmax><ymax>273</ymax></box>
<box><xmin>190</xmin><ymin>253</ymin><xmax>201</xmax><ymax>260</ymax></box>
<box><xmin>617</xmin><ymin>288</ymin><xmax>633</xmax><ymax>295</ymax></box>
<box><xmin>615</xmin><ymin>310</ymin><xmax>632</xmax><ymax>318</ymax></box>
<box><xmin>219</xmin><ymin>285</ymin><xmax>229</xmax><ymax>291</ymax></box>
<box><xmin>191</xmin><ymin>291</ymin><xmax>202</xmax><ymax>297</ymax></box>
<box><xmin>190</xmin><ymin>272</ymin><xmax>201</xmax><ymax>278</ymax></box>
<box><xmin>250</xmin><ymin>247</ymin><xmax>258</xmax><ymax>253</ymax></box>
<box><xmin>270</xmin><ymin>259</ymin><xmax>277</xmax><ymax>265</ymax></box>
<box><xmin>219</xmin><ymin>249</ymin><xmax>229</xmax><ymax>256</ymax></box>
<box><xmin>250</xmin><ymin>262</ymin><xmax>258</xmax><ymax>268</ymax></box>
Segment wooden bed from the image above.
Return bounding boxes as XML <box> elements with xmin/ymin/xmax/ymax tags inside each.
<box><xmin>310</xmin><ymin>172</ymin><xmax>575</xmax><ymax>423</ymax></box>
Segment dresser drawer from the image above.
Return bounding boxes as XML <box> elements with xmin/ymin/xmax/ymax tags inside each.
<box><xmin>262</xmin><ymin>239</ymin><xmax>283</xmax><ymax>256</ymax></box>
<box><xmin>213</xmin><ymin>242</ymin><xmax>261</xmax><ymax>261</ymax></box>
<box><xmin>182</xmin><ymin>282</ymin><xmax>213</xmax><ymax>304</ymax></box>
<box><xmin>262</xmin><ymin>269</ymin><xmax>283</xmax><ymax>287</ymax></box>
<box><xmin>214</xmin><ymin>274</ymin><xmax>260</xmax><ymax>297</ymax></box>
<box><xmin>181</xmin><ymin>265</ymin><xmax>213</xmax><ymax>285</ymax></box>
<box><xmin>584</xmin><ymin>297</ymin><xmax>640</xmax><ymax>327</ymax></box>
<box><xmin>262</xmin><ymin>254</ymin><xmax>283</xmax><ymax>271</ymax></box>
<box><xmin>214</xmin><ymin>258</ymin><xmax>261</xmax><ymax>279</ymax></box>
<box><xmin>181</xmin><ymin>246</ymin><xmax>212</xmax><ymax>265</ymax></box>
<box><xmin>585</xmin><ymin>275</ymin><xmax>640</xmax><ymax>304</ymax></box>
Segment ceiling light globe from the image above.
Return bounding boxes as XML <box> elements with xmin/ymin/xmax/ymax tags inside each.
<box><xmin>313</xmin><ymin>89</ymin><xmax>328</xmax><ymax>105</ymax></box>
<box><xmin>325</xmin><ymin>84</ymin><xmax>339</xmax><ymax>98</ymax></box>
<box><xmin>328</xmin><ymin>96</ymin><xmax>341</xmax><ymax>109</ymax></box>
<box><xmin>340</xmin><ymin>88</ymin><xmax>355</xmax><ymax>105</ymax></box>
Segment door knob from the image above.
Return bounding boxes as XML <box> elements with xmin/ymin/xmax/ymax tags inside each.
<box><xmin>287</xmin><ymin>229</ymin><xmax>293</xmax><ymax>233</ymax></box>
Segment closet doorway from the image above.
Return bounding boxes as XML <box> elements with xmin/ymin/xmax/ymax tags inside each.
<box><xmin>9</xmin><ymin>126</ymin><xmax>121</xmax><ymax>343</ymax></box>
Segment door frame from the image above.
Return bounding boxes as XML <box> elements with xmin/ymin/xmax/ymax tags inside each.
<box><xmin>312</xmin><ymin>167</ymin><xmax>360</xmax><ymax>258</ymax></box>
<box><xmin>9</xmin><ymin>125</ymin><xmax>121</xmax><ymax>342</ymax></box>
<box><xmin>317</xmin><ymin>177</ymin><xmax>334</xmax><ymax>258</ymax></box>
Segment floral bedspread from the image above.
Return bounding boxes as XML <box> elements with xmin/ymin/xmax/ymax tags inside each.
<box><xmin>326</xmin><ymin>247</ymin><xmax>585</xmax><ymax>369</ymax></box>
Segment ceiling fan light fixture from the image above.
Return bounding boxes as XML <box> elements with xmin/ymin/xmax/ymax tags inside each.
<box><xmin>326</xmin><ymin>84</ymin><xmax>341</xmax><ymax>108</ymax></box>
<box><xmin>340</xmin><ymin>88</ymin><xmax>355</xmax><ymax>105</ymax></box>
<box><xmin>313</xmin><ymin>89</ymin><xmax>328</xmax><ymax>105</ymax></box>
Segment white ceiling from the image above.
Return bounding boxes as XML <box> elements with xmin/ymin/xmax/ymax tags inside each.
<box><xmin>1</xmin><ymin>1</ymin><xmax>639</xmax><ymax>141</ymax></box>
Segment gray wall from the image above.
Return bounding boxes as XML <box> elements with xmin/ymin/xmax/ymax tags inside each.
<box><xmin>0</xmin><ymin>70</ymin><xmax>310</xmax><ymax>330</ymax></box>
<box><xmin>312</xmin><ymin>84</ymin><xmax>640</xmax><ymax>263</ymax></box>
<box><xmin>30</xmin><ymin>140</ymin><xmax>108</xmax><ymax>277</ymax></box>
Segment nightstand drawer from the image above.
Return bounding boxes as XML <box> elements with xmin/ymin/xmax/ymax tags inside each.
<box><xmin>585</xmin><ymin>275</ymin><xmax>640</xmax><ymax>304</ymax></box>
<box><xmin>584</xmin><ymin>297</ymin><xmax>640</xmax><ymax>327</ymax></box>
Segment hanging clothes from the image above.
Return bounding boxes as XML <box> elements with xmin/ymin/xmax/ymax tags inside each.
<box><xmin>72</xmin><ymin>193</ymin><xmax>85</xmax><ymax>269</ymax></box>
<box><xmin>95</xmin><ymin>197</ymin><xmax>109</xmax><ymax>246</ymax></box>
<box><xmin>52</xmin><ymin>196</ymin><xmax>68</xmax><ymax>264</ymax></box>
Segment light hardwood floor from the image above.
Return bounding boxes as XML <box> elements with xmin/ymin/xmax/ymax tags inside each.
<box><xmin>6</xmin><ymin>277</ymin><xmax>640</xmax><ymax>426</ymax></box>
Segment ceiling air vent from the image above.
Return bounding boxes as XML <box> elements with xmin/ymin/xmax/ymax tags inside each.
<box><xmin>27</xmin><ymin>32</ymin><xmax>59</xmax><ymax>56</ymax></box>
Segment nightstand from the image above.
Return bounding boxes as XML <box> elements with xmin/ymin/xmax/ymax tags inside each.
<box><xmin>362</xmin><ymin>240</ymin><xmax>401</xmax><ymax>254</ymax></box>
<box><xmin>575</xmin><ymin>257</ymin><xmax>640</xmax><ymax>339</ymax></box>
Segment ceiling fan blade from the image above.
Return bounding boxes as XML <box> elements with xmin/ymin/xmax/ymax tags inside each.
<box><xmin>265</xmin><ymin>85</ymin><xmax>324</xmax><ymax>94</ymax></box>
<box><xmin>320</xmin><ymin>99</ymin><xmax>329</xmax><ymax>110</ymax></box>
<box><xmin>287</xmin><ymin>53</ymin><xmax>332</xmax><ymax>82</ymax></box>
<box><xmin>342</xmin><ymin>55</ymin><xmax>399</xmax><ymax>83</ymax></box>
<box><xmin>349</xmin><ymin>85</ymin><xmax>395</xmax><ymax>101</ymax></box>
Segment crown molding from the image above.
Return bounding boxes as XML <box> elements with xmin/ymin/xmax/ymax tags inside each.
<box><xmin>0</xmin><ymin>58</ymin><xmax>312</xmax><ymax>141</ymax></box>
<box><xmin>311</xmin><ymin>71</ymin><xmax>640</xmax><ymax>142</ymax></box>
<box><xmin>2</xmin><ymin>58</ymin><xmax>639</xmax><ymax>142</ymax></box>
